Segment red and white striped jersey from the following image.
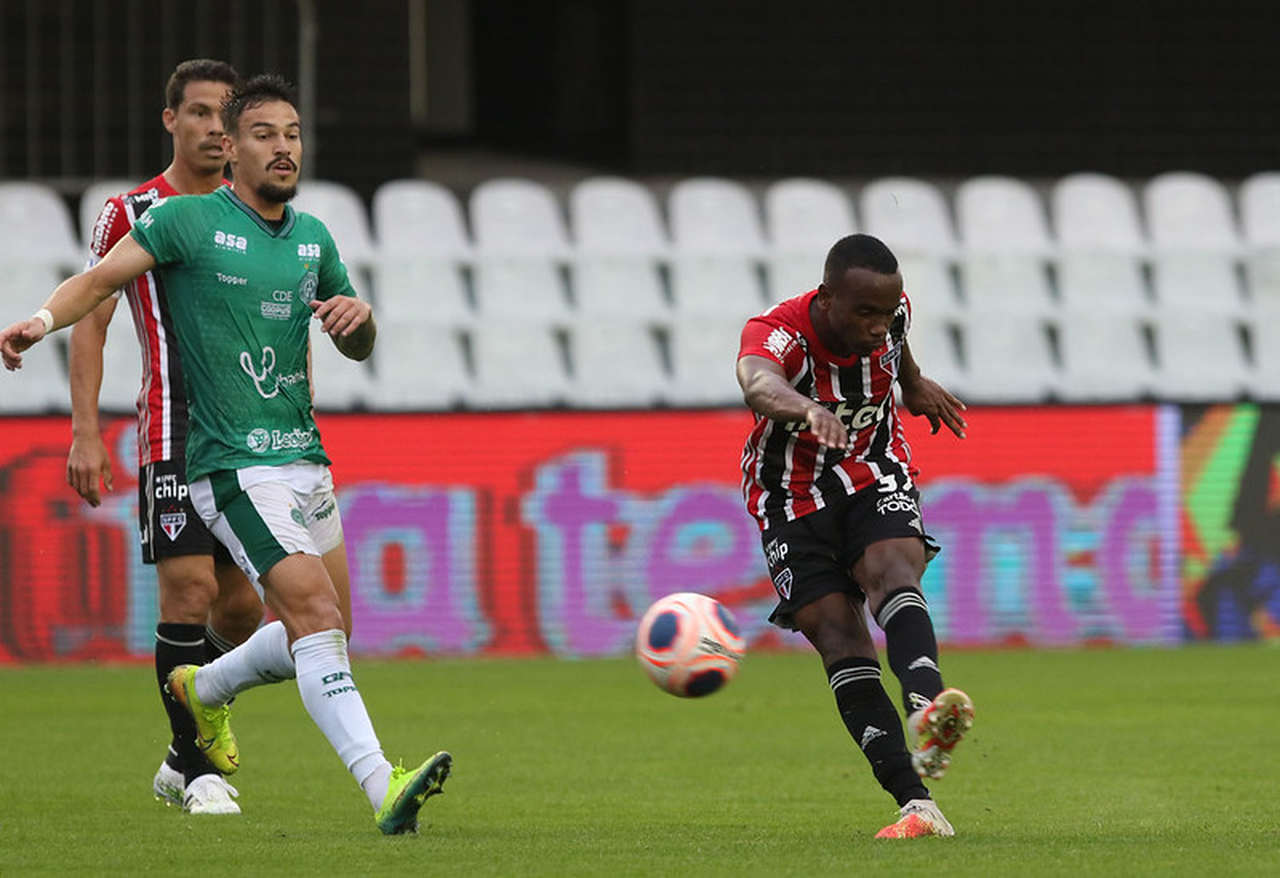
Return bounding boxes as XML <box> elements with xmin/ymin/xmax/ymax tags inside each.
<box><xmin>738</xmin><ymin>288</ymin><xmax>918</xmax><ymax>531</ymax></box>
<box><xmin>87</xmin><ymin>174</ymin><xmax>222</xmax><ymax>467</ymax></box>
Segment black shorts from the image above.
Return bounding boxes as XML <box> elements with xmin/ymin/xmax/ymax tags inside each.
<box><xmin>137</xmin><ymin>459</ymin><xmax>227</xmax><ymax>564</ymax></box>
<box><xmin>760</xmin><ymin>486</ymin><xmax>940</xmax><ymax>631</ymax></box>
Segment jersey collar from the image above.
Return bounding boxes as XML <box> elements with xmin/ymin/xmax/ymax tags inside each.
<box><xmin>218</xmin><ymin>185</ymin><xmax>297</xmax><ymax>238</ymax></box>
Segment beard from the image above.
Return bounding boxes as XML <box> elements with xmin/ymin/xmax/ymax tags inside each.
<box><xmin>256</xmin><ymin>180</ymin><xmax>297</xmax><ymax>204</ymax></box>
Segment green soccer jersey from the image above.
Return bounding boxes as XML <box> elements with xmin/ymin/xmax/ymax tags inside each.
<box><xmin>129</xmin><ymin>185</ymin><xmax>358</xmax><ymax>481</ymax></box>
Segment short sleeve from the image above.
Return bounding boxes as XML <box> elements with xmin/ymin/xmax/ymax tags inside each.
<box><xmin>88</xmin><ymin>195</ymin><xmax>130</xmax><ymax>264</ymax></box>
<box><xmin>739</xmin><ymin>316</ymin><xmax>806</xmax><ymax>378</ymax></box>
<box><xmin>315</xmin><ymin>224</ymin><xmax>357</xmax><ymax>301</ymax></box>
<box><xmin>129</xmin><ymin>197</ymin><xmax>192</xmax><ymax>265</ymax></box>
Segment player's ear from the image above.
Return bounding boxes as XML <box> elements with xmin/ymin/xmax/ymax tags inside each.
<box><xmin>161</xmin><ymin>107</ymin><xmax>177</xmax><ymax>134</ymax></box>
<box><xmin>222</xmin><ymin>133</ymin><xmax>235</xmax><ymax>160</ymax></box>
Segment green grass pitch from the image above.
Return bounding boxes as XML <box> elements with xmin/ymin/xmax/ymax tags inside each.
<box><xmin>3</xmin><ymin>645</ymin><xmax>1278</xmax><ymax>876</ymax></box>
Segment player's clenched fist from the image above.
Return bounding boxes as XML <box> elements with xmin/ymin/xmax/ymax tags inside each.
<box><xmin>309</xmin><ymin>296</ymin><xmax>372</xmax><ymax>337</ymax></box>
<box><xmin>0</xmin><ymin>317</ymin><xmax>49</xmax><ymax>370</ymax></box>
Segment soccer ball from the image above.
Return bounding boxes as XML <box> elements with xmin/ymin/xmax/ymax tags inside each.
<box><xmin>634</xmin><ymin>592</ymin><xmax>745</xmax><ymax>697</ymax></box>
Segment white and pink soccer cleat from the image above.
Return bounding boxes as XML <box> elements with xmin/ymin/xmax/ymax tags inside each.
<box><xmin>874</xmin><ymin>798</ymin><xmax>955</xmax><ymax>839</ymax></box>
<box><xmin>907</xmin><ymin>688</ymin><xmax>974</xmax><ymax>780</ymax></box>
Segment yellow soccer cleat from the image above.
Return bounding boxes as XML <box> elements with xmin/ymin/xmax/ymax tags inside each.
<box><xmin>166</xmin><ymin>664</ymin><xmax>239</xmax><ymax>775</ymax></box>
<box><xmin>375</xmin><ymin>751</ymin><xmax>452</xmax><ymax>835</ymax></box>
<box><xmin>907</xmin><ymin>688</ymin><xmax>974</xmax><ymax>780</ymax></box>
<box><xmin>875</xmin><ymin>798</ymin><xmax>955</xmax><ymax>839</ymax></box>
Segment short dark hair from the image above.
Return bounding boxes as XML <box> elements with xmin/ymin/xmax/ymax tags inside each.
<box><xmin>823</xmin><ymin>233</ymin><xmax>899</xmax><ymax>282</ymax></box>
<box><xmin>221</xmin><ymin>73</ymin><xmax>298</xmax><ymax>136</ymax></box>
<box><xmin>165</xmin><ymin>59</ymin><xmax>239</xmax><ymax>110</ymax></box>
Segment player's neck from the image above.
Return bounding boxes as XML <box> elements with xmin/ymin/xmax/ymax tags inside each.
<box><xmin>230</xmin><ymin>181</ymin><xmax>287</xmax><ymax>221</ymax></box>
<box><xmin>162</xmin><ymin>161</ymin><xmax>224</xmax><ymax>196</ymax></box>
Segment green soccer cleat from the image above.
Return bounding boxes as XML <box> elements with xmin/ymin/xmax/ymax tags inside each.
<box><xmin>166</xmin><ymin>664</ymin><xmax>240</xmax><ymax>775</ymax></box>
<box><xmin>375</xmin><ymin>751</ymin><xmax>452</xmax><ymax>835</ymax></box>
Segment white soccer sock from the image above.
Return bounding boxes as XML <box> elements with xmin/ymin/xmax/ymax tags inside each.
<box><xmin>291</xmin><ymin>629</ymin><xmax>391</xmax><ymax>809</ymax></box>
<box><xmin>194</xmin><ymin>620</ymin><xmax>296</xmax><ymax>706</ymax></box>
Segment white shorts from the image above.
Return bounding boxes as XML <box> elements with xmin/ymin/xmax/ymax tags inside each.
<box><xmin>189</xmin><ymin>461</ymin><xmax>344</xmax><ymax>593</ymax></box>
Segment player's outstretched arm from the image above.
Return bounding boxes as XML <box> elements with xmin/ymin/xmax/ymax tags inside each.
<box><xmin>897</xmin><ymin>339</ymin><xmax>967</xmax><ymax>438</ymax></box>
<box><xmin>737</xmin><ymin>354</ymin><xmax>850</xmax><ymax>450</ymax></box>
<box><xmin>309</xmin><ymin>296</ymin><xmax>376</xmax><ymax>361</ymax></box>
<box><xmin>1</xmin><ymin>236</ymin><xmax>155</xmax><ymax>371</ymax></box>
<box><xmin>66</xmin><ymin>297</ymin><xmax>120</xmax><ymax>507</ymax></box>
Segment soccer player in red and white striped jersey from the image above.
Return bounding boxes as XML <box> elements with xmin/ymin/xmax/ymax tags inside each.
<box><xmin>737</xmin><ymin>233</ymin><xmax>975</xmax><ymax>839</ymax></box>
<box><xmin>66</xmin><ymin>60</ymin><xmax>264</xmax><ymax>816</ymax></box>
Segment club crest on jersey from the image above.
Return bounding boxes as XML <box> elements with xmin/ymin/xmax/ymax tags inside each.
<box><xmin>160</xmin><ymin>512</ymin><xmax>187</xmax><ymax>541</ymax></box>
<box><xmin>772</xmin><ymin>567</ymin><xmax>793</xmax><ymax>599</ymax></box>
<box><xmin>298</xmin><ymin>270</ymin><xmax>319</xmax><ymax>304</ymax></box>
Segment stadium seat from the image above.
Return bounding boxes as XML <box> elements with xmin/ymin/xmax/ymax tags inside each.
<box><xmin>1144</xmin><ymin>171</ymin><xmax>1241</xmax><ymax>253</ymax></box>
<box><xmin>1150</xmin><ymin>311</ymin><xmax>1251</xmax><ymax>401</ymax></box>
<box><xmin>959</xmin><ymin>312</ymin><xmax>1057</xmax><ymax>402</ymax></box>
<box><xmin>78</xmin><ymin>178</ymin><xmax>138</xmax><ymax>252</ymax></box>
<box><xmin>472</xmin><ymin>259</ymin><xmax>572</xmax><ymax>326</ymax></box>
<box><xmin>1247</xmin><ymin>302</ymin><xmax>1280</xmax><ymax>401</ymax></box>
<box><xmin>570</xmin><ymin>176</ymin><xmax>668</xmax><ymax>257</ymax></box>
<box><xmin>369</xmin><ymin>180</ymin><xmax>473</xmax><ymax>327</ymax></box>
<box><xmin>98</xmin><ymin>302</ymin><xmax>144</xmax><ymax>413</ymax></box>
<box><xmin>764</xmin><ymin>178</ymin><xmax>856</xmax><ymax>253</ymax></box>
<box><xmin>900</xmin><ymin>255</ymin><xmax>962</xmax><ymax>319</ymax></box>
<box><xmin>956</xmin><ymin>175</ymin><xmax>1054</xmax><ymax>255</ymax></box>
<box><xmin>765</xmin><ymin>254</ymin><xmax>821</xmax><ymax>305</ymax></box>
<box><xmin>372</xmin><ymin>179</ymin><xmax>472</xmax><ymax>259</ymax></box>
<box><xmin>308</xmin><ymin>323</ymin><xmax>377</xmax><ymax>411</ymax></box>
<box><xmin>668</xmin><ymin>177</ymin><xmax>766</xmax><ymax>255</ymax></box>
<box><xmin>468</xmin><ymin>321</ymin><xmax>571</xmax><ymax>408</ymax></box>
<box><xmin>669</xmin><ymin>256</ymin><xmax>766</xmax><ymax>323</ymax></box>
<box><xmin>906</xmin><ymin>307</ymin><xmax>966</xmax><ymax>398</ymax></box>
<box><xmin>567</xmin><ymin>320</ymin><xmax>670</xmax><ymax>407</ymax></box>
<box><xmin>666</xmin><ymin>318</ymin><xmax>749</xmax><ymax>406</ymax></box>
<box><xmin>960</xmin><ymin>252</ymin><xmax>1056</xmax><ymax>316</ymax></box>
<box><xmin>292</xmin><ymin>180</ymin><xmax>377</xmax><ymax>272</ymax></box>
<box><xmin>859</xmin><ymin>177</ymin><xmax>958</xmax><ymax>258</ymax></box>
<box><xmin>0</xmin><ymin>181</ymin><xmax>82</xmax><ymax>273</ymax></box>
<box><xmin>572</xmin><ymin>258</ymin><xmax>671</xmax><ymax>324</ymax></box>
<box><xmin>0</xmin><ymin>318</ymin><xmax>68</xmax><ymax>413</ymax></box>
<box><xmin>1238</xmin><ymin>173</ymin><xmax>1280</xmax><ymax>311</ymax></box>
<box><xmin>1055</xmin><ymin>312</ymin><xmax>1155</xmax><ymax>401</ymax></box>
<box><xmin>1150</xmin><ymin>253</ymin><xmax>1245</xmax><ymax>316</ymax></box>
<box><xmin>1052</xmin><ymin>173</ymin><xmax>1145</xmax><ymax>253</ymax></box>
<box><xmin>369</xmin><ymin>321</ymin><xmax>471</xmax><ymax>410</ymax></box>
<box><xmin>1056</xmin><ymin>252</ymin><xmax>1151</xmax><ymax>315</ymax></box>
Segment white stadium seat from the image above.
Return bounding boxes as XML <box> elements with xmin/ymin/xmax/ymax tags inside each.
<box><xmin>567</xmin><ymin>320</ymin><xmax>670</xmax><ymax>408</ymax></box>
<box><xmin>1247</xmin><ymin>302</ymin><xmax>1280</xmax><ymax>401</ymax></box>
<box><xmin>78</xmin><ymin>178</ymin><xmax>138</xmax><ymax>253</ymax></box>
<box><xmin>765</xmin><ymin>253</ymin><xmax>822</xmax><ymax>305</ymax></box>
<box><xmin>1150</xmin><ymin>311</ymin><xmax>1250</xmax><ymax>401</ymax></box>
<box><xmin>98</xmin><ymin>301</ymin><xmax>144</xmax><ymax>413</ymax></box>
<box><xmin>960</xmin><ymin>312</ymin><xmax>1057</xmax><ymax>403</ymax></box>
<box><xmin>860</xmin><ymin>177</ymin><xmax>957</xmax><ymax>258</ymax></box>
<box><xmin>0</xmin><ymin>181</ymin><xmax>81</xmax><ymax>272</ymax></box>
<box><xmin>666</xmin><ymin>318</ymin><xmax>749</xmax><ymax>407</ymax></box>
<box><xmin>900</xmin><ymin>255</ymin><xmax>962</xmax><ymax>318</ymax></box>
<box><xmin>1052</xmin><ymin>173</ymin><xmax>1145</xmax><ymax>253</ymax></box>
<box><xmin>570</xmin><ymin>176</ymin><xmax>669</xmax><ymax>257</ymax></box>
<box><xmin>1144</xmin><ymin>171</ymin><xmax>1241</xmax><ymax>253</ymax></box>
<box><xmin>292</xmin><ymin>180</ymin><xmax>377</xmax><ymax>272</ymax></box>
<box><xmin>1056</xmin><ymin>252</ymin><xmax>1150</xmax><ymax>315</ymax></box>
<box><xmin>369</xmin><ymin>321</ymin><xmax>471</xmax><ymax>410</ymax></box>
<box><xmin>471</xmin><ymin>177</ymin><xmax>571</xmax><ymax>258</ymax></box>
<box><xmin>668</xmin><ymin>256</ymin><xmax>766</xmax><ymax>323</ymax></box>
<box><xmin>906</xmin><ymin>308</ymin><xmax>966</xmax><ymax>398</ymax></box>
<box><xmin>956</xmin><ymin>175</ymin><xmax>1053</xmax><ymax>255</ymax></box>
<box><xmin>469</xmin><ymin>321</ymin><xmax>571</xmax><ymax>409</ymax></box>
<box><xmin>572</xmin><ymin>258</ymin><xmax>671</xmax><ymax>324</ymax></box>
<box><xmin>372</xmin><ymin>179</ymin><xmax>471</xmax><ymax>259</ymax></box>
<box><xmin>1150</xmin><ymin>252</ymin><xmax>1245</xmax><ymax>317</ymax></box>
<box><xmin>308</xmin><ymin>323</ymin><xmax>377</xmax><ymax>411</ymax></box>
<box><xmin>764</xmin><ymin>177</ymin><xmax>856</xmax><ymax>253</ymax></box>
<box><xmin>668</xmin><ymin>177</ymin><xmax>765</xmax><ymax>256</ymax></box>
<box><xmin>1055</xmin><ymin>312</ymin><xmax>1155</xmax><ymax>401</ymax></box>
<box><xmin>0</xmin><ymin>266</ymin><xmax>69</xmax><ymax>413</ymax></box>
<box><xmin>374</xmin><ymin>260</ymin><xmax>474</xmax><ymax>327</ymax></box>
<box><xmin>1238</xmin><ymin>173</ymin><xmax>1280</xmax><ymax>312</ymax></box>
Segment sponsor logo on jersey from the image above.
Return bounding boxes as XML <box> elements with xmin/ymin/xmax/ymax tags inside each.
<box><xmin>297</xmin><ymin>270</ymin><xmax>319</xmax><ymax>305</ymax></box>
<box><xmin>247</xmin><ymin>428</ymin><xmax>271</xmax><ymax>453</ymax></box>
<box><xmin>260</xmin><ymin>301</ymin><xmax>292</xmax><ymax>320</ymax></box>
<box><xmin>217</xmin><ymin>272</ymin><xmax>248</xmax><ymax>286</ymax></box>
<box><xmin>876</xmin><ymin>491</ymin><xmax>919</xmax><ymax>516</ymax></box>
<box><xmin>154</xmin><ymin>473</ymin><xmax>189</xmax><ymax>502</ymax></box>
<box><xmin>763</xmin><ymin>327</ymin><xmax>797</xmax><ymax>361</ymax></box>
<box><xmin>313</xmin><ymin>499</ymin><xmax>336</xmax><ymax>520</ymax></box>
<box><xmin>160</xmin><ymin>512</ymin><xmax>187</xmax><ymax>541</ymax></box>
<box><xmin>297</xmin><ymin>243</ymin><xmax>321</xmax><ymax>259</ymax></box>
<box><xmin>239</xmin><ymin>346</ymin><xmax>306</xmax><ymax>398</ymax></box>
<box><xmin>783</xmin><ymin>395</ymin><xmax>891</xmax><ymax>434</ymax></box>
<box><xmin>214</xmin><ymin>229</ymin><xmax>248</xmax><ymax>251</ymax></box>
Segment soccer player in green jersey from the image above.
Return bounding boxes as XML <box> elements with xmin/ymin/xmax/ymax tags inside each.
<box><xmin>0</xmin><ymin>74</ymin><xmax>450</xmax><ymax>835</ymax></box>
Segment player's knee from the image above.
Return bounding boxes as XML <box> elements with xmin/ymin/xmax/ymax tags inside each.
<box><xmin>156</xmin><ymin>571</ymin><xmax>218</xmax><ymax>624</ymax></box>
<box><xmin>210</xmin><ymin>590</ymin><xmax>264</xmax><ymax>644</ymax></box>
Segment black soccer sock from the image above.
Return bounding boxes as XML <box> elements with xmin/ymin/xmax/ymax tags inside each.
<box><xmin>155</xmin><ymin>622</ymin><xmax>220</xmax><ymax>784</ymax></box>
<box><xmin>204</xmin><ymin>625</ymin><xmax>236</xmax><ymax>662</ymax></box>
<box><xmin>874</xmin><ymin>587</ymin><xmax>945</xmax><ymax>716</ymax></box>
<box><xmin>827</xmin><ymin>657</ymin><xmax>929</xmax><ymax>807</ymax></box>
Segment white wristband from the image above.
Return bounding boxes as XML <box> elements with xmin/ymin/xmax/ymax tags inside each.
<box><xmin>33</xmin><ymin>308</ymin><xmax>54</xmax><ymax>334</ymax></box>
